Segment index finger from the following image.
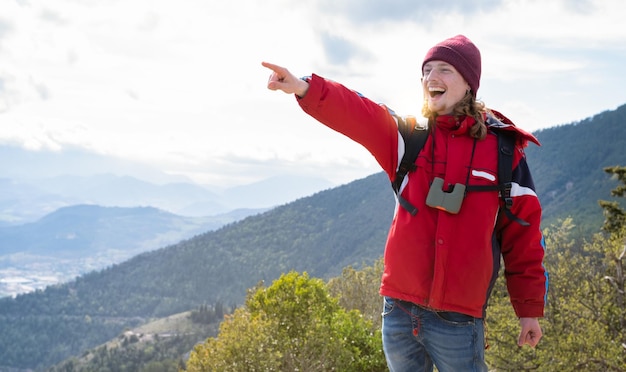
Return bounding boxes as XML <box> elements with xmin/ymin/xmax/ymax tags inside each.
<box><xmin>261</xmin><ymin>61</ymin><xmax>284</xmax><ymax>73</ymax></box>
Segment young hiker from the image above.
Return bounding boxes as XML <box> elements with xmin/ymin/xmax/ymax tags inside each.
<box><xmin>262</xmin><ymin>34</ymin><xmax>547</xmax><ymax>371</ymax></box>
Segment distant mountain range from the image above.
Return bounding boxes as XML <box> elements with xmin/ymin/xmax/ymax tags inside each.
<box><xmin>0</xmin><ymin>104</ymin><xmax>625</xmax><ymax>370</ymax></box>
<box><xmin>0</xmin><ymin>171</ymin><xmax>334</xmax><ymax>225</ymax></box>
<box><xmin>0</xmin><ymin>205</ymin><xmax>267</xmax><ymax>297</ymax></box>
<box><xmin>0</xmin><ymin>149</ymin><xmax>334</xmax><ymax>298</ymax></box>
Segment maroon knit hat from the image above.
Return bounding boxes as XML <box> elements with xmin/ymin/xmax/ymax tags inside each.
<box><xmin>422</xmin><ymin>35</ymin><xmax>481</xmax><ymax>96</ymax></box>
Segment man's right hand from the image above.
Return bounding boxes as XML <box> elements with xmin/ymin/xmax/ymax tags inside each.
<box><xmin>262</xmin><ymin>61</ymin><xmax>309</xmax><ymax>98</ymax></box>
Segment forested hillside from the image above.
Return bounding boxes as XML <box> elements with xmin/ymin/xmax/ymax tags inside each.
<box><xmin>0</xmin><ymin>172</ymin><xmax>394</xmax><ymax>369</ymax></box>
<box><xmin>526</xmin><ymin>103</ymin><xmax>626</xmax><ymax>233</ymax></box>
<box><xmin>0</xmin><ymin>104</ymin><xmax>625</xmax><ymax>370</ymax></box>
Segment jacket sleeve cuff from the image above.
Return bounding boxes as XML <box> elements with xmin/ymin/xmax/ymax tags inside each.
<box><xmin>512</xmin><ymin>302</ymin><xmax>544</xmax><ymax>318</ymax></box>
<box><xmin>295</xmin><ymin>74</ymin><xmax>323</xmax><ymax>111</ymax></box>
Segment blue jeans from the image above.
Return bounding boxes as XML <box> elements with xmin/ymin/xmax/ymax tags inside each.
<box><xmin>381</xmin><ymin>297</ymin><xmax>488</xmax><ymax>372</ymax></box>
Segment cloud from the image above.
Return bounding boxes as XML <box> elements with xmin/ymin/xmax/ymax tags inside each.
<box><xmin>320</xmin><ymin>32</ymin><xmax>372</xmax><ymax>65</ymax></box>
<box><xmin>39</xmin><ymin>8</ymin><xmax>68</xmax><ymax>25</ymax></box>
<box><xmin>29</xmin><ymin>77</ymin><xmax>50</xmax><ymax>100</ymax></box>
<box><xmin>0</xmin><ymin>0</ymin><xmax>625</xmax><ymax>189</ymax></box>
<box><xmin>563</xmin><ymin>0</ymin><xmax>596</xmax><ymax>13</ymax></box>
<box><xmin>0</xmin><ymin>72</ymin><xmax>19</xmax><ymax>113</ymax></box>
<box><xmin>314</xmin><ymin>0</ymin><xmax>502</xmax><ymax>23</ymax></box>
<box><xmin>0</xmin><ymin>17</ymin><xmax>14</xmax><ymax>43</ymax></box>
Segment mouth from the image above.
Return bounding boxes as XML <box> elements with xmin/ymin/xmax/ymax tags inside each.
<box><xmin>428</xmin><ymin>86</ymin><xmax>445</xmax><ymax>98</ymax></box>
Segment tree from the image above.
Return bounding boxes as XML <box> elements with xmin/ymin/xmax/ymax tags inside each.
<box><xmin>485</xmin><ymin>218</ymin><xmax>626</xmax><ymax>371</ymax></box>
<box><xmin>185</xmin><ymin>271</ymin><xmax>386</xmax><ymax>371</ymax></box>
<box><xmin>484</xmin><ymin>164</ymin><xmax>626</xmax><ymax>371</ymax></box>
<box><xmin>599</xmin><ymin>165</ymin><xmax>626</xmax><ymax>234</ymax></box>
<box><xmin>185</xmin><ymin>307</ymin><xmax>281</xmax><ymax>371</ymax></box>
<box><xmin>598</xmin><ymin>165</ymin><xmax>626</xmax><ymax>354</ymax></box>
<box><xmin>327</xmin><ymin>259</ymin><xmax>384</xmax><ymax>330</ymax></box>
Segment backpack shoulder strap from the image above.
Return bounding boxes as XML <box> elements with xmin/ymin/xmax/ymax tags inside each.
<box><xmin>391</xmin><ymin>114</ymin><xmax>529</xmax><ymax>224</ymax></box>
<box><xmin>496</xmin><ymin>130</ymin><xmax>530</xmax><ymax>226</ymax></box>
<box><xmin>460</xmin><ymin>128</ymin><xmax>530</xmax><ymax>226</ymax></box>
<box><xmin>391</xmin><ymin>115</ymin><xmax>429</xmax><ymax>216</ymax></box>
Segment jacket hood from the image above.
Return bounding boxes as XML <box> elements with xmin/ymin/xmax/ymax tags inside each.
<box><xmin>487</xmin><ymin>109</ymin><xmax>540</xmax><ymax>147</ymax></box>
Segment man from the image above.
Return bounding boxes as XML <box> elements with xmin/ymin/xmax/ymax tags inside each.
<box><xmin>262</xmin><ymin>34</ymin><xmax>547</xmax><ymax>371</ymax></box>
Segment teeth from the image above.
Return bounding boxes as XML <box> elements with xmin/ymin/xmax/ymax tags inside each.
<box><xmin>428</xmin><ymin>86</ymin><xmax>445</xmax><ymax>98</ymax></box>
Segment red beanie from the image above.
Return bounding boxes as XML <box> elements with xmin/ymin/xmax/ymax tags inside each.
<box><xmin>422</xmin><ymin>35</ymin><xmax>481</xmax><ymax>96</ymax></box>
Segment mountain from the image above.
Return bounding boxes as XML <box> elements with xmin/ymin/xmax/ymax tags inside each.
<box><xmin>0</xmin><ymin>104</ymin><xmax>625</xmax><ymax>370</ymax></box>
<box><xmin>0</xmin><ymin>145</ymin><xmax>180</xmax><ymax>184</ymax></box>
<box><xmin>0</xmin><ymin>173</ymin><xmax>393</xmax><ymax>370</ymax></box>
<box><xmin>525</xmin><ymin>103</ymin><xmax>626</xmax><ymax>232</ymax></box>
<box><xmin>0</xmin><ymin>172</ymin><xmax>334</xmax><ymax>225</ymax></box>
<box><xmin>0</xmin><ymin>147</ymin><xmax>332</xmax><ymax>298</ymax></box>
<box><xmin>0</xmin><ymin>143</ymin><xmax>335</xmax><ymax>225</ymax></box>
<box><xmin>0</xmin><ymin>205</ymin><xmax>267</xmax><ymax>298</ymax></box>
<box><xmin>221</xmin><ymin>174</ymin><xmax>336</xmax><ymax>209</ymax></box>
<box><xmin>49</xmin><ymin>310</ymin><xmax>219</xmax><ymax>372</ymax></box>
<box><xmin>2</xmin><ymin>205</ymin><xmax>204</xmax><ymax>256</ymax></box>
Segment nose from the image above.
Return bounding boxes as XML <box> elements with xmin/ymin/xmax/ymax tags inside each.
<box><xmin>423</xmin><ymin>69</ymin><xmax>438</xmax><ymax>82</ymax></box>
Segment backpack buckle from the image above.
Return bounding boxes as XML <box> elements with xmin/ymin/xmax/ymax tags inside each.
<box><xmin>502</xmin><ymin>182</ymin><xmax>513</xmax><ymax>209</ymax></box>
<box><xmin>502</xmin><ymin>182</ymin><xmax>512</xmax><ymax>196</ymax></box>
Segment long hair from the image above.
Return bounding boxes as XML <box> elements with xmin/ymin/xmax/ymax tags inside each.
<box><xmin>422</xmin><ymin>91</ymin><xmax>489</xmax><ymax>140</ymax></box>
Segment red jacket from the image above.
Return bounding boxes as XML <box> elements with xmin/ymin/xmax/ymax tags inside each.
<box><xmin>297</xmin><ymin>74</ymin><xmax>547</xmax><ymax>318</ymax></box>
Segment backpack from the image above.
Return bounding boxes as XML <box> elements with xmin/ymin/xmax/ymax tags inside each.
<box><xmin>390</xmin><ymin>114</ymin><xmax>529</xmax><ymax>226</ymax></box>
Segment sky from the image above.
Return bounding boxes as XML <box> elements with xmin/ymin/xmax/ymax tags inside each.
<box><xmin>1</xmin><ymin>0</ymin><xmax>625</xmax><ymax>189</ymax></box>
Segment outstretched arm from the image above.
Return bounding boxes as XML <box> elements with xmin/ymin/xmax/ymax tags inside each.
<box><xmin>261</xmin><ymin>62</ymin><xmax>400</xmax><ymax>179</ymax></box>
<box><xmin>262</xmin><ymin>61</ymin><xmax>310</xmax><ymax>97</ymax></box>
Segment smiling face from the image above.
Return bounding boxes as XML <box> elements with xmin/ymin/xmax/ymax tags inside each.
<box><xmin>422</xmin><ymin>61</ymin><xmax>471</xmax><ymax>116</ymax></box>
